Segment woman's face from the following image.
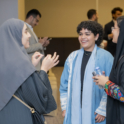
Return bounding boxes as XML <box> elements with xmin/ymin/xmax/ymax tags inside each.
<box><xmin>112</xmin><ymin>21</ymin><xmax>120</xmax><ymax>43</ymax></box>
<box><xmin>78</xmin><ymin>28</ymin><xmax>98</xmax><ymax>51</ymax></box>
<box><xmin>22</xmin><ymin>24</ymin><xmax>31</xmax><ymax>48</ymax></box>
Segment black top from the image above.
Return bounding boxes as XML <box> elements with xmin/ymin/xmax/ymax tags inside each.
<box><xmin>0</xmin><ymin>70</ymin><xmax>57</xmax><ymax>124</ymax></box>
<box><xmin>107</xmin><ymin>19</ymin><xmax>124</xmax><ymax>124</ymax></box>
<box><xmin>103</xmin><ymin>20</ymin><xmax>116</xmax><ymax>56</ymax></box>
<box><xmin>81</xmin><ymin>51</ymin><xmax>92</xmax><ymax>106</ymax></box>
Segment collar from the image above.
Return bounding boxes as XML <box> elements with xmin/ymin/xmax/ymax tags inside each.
<box><xmin>25</xmin><ymin>22</ymin><xmax>33</xmax><ymax>31</ymax></box>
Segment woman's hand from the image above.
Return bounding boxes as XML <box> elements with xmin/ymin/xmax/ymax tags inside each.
<box><xmin>32</xmin><ymin>52</ymin><xmax>43</xmax><ymax>67</ymax></box>
<box><xmin>95</xmin><ymin>113</ymin><xmax>105</xmax><ymax>123</ymax></box>
<box><xmin>62</xmin><ymin>110</ymin><xmax>66</xmax><ymax>117</ymax></box>
<box><xmin>92</xmin><ymin>75</ymin><xmax>109</xmax><ymax>87</ymax></box>
<box><xmin>41</xmin><ymin>52</ymin><xmax>59</xmax><ymax>73</ymax></box>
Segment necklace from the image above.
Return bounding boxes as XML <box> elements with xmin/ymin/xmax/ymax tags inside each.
<box><xmin>84</xmin><ymin>51</ymin><xmax>92</xmax><ymax>56</ymax></box>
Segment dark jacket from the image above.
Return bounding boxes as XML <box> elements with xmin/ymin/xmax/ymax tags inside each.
<box><xmin>107</xmin><ymin>57</ymin><xmax>124</xmax><ymax>124</ymax></box>
<box><xmin>107</xmin><ymin>19</ymin><xmax>124</xmax><ymax>124</ymax></box>
<box><xmin>103</xmin><ymin>20</ymin><xmax>116</xmax><ymax>56</ymax></box>
<box><xmin>0</xmin><ymin>70</ymin><xmax>57</xmax><ymax>124</ymax></box>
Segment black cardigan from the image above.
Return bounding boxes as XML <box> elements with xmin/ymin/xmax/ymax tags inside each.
<box><xmin>0</xmin><ymin>70</ymin><xmax>57</xmax><ymax>124</ymax></box>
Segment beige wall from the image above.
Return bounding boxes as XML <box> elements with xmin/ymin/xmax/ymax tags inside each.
<box><xmin>25</xmin><ymin>0</ymin><xmax>96</xmax><ymax>37</ymax></box>
<box><xmin>25</xmin><ymin>0</ymin><xmax>124</xmax><ymax>37</ymax></box>
<box><xmin>99</xmin><ymin>0</ymin><xmax>124</xmax><ymax>27</ymax></box>
<box><xmin>18</xmin><ymin>0</ymin><xmax>25</xmax><ymax>21</ymax></box>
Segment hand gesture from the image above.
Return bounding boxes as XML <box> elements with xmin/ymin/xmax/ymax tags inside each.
<box><xmin>43</xmin><ymin>39</ymin><xmax>50</xmax><ymax>47</ymax></box>
<box><xmin>42</xmin><ymin>37</ymin><xmax>50</xmax><ymax>47</ymax></box>
<box><xmin>95</xmin><ymin>113</ymin><xmax>105</xmax><ymax>123</ymax></box>
<box><xmin>38</xmin><ymin>37</ymin><xmax>48</xmax><ymax>46</ymax></box>
<box><xmin>39</xmin><ymin>37</ymin><xmax>50</xmax><ymax>47</ymax></box>
<box><xmin>41</xmin><ymin>52</ymin><xmax>59</xmax><ymax>72</ymax></box>
<box><xmin>32</xmin><ymin>52</ymin><xmax>43</xmax><ymax>67</ymax></box>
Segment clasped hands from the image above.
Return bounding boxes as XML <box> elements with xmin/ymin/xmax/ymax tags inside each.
<box><xmin>32</xmin><ymin>52</ymin><xmax>59</xmax><ymax>72</ymax></box>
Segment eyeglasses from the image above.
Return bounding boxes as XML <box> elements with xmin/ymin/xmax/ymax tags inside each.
<box><xmin>111</xmin><ymin>27</ymin><xmax>119</xmax><ymax>31</ymax></box>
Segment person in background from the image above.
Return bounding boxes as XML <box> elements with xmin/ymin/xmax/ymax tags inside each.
<box><xmin>60</xmin><ymin>21</ymin><xmax>113</xmax><ymax>124</ymax></box>
<box><xmin>87</xmin><ymin>9</ymin><xmax>98</xmax><ymax>22</ymax></box>
<box><xmin>25</xmin><ymin>9</ymin><xmax>50</xmax><ymax>71</ymax></box>
<box><xmin>87</xmin><ymin>9</ymin><xmax>107</xmax><ymax>49</ymax></box>
<box><xmin>103</xmin><ymin>7</ymin><xmax>123</xmax><ymax>56</ymax></box>
<box><xmin>93</xmin><ymin>16</ymin><xmax>124</xmax><ymax>124</ymax></box>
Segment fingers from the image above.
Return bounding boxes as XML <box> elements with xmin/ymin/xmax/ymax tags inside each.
<box><xmin>33</xmin><ymin>52</ymin><xmax>43</xmax><ymax>59</ymax></box>
<box><xmin>54</xmin><ymin>55</ymin><xmax>59</xmax><ymax>62</ymax></box>
<box><xmin>95</xmin><ymin>114</ymin><xmax>105</xmax><ymax>123</ymax></box>
<box><xmin>48</xmin><ymin>54</ymin><xmax>52</xmax><ymax>59</ymax></box>
<box><xmin>52</xmin><ymin>52</ymin><xmax>59</xmax><ymax>61</ymax></box>
<box><xmin>95</xmin><ymin>114</ymin><xmax>99</xmax><ymax>121</ymax></box>
<box><xmin>102</xmin><ymin>71</ymin><xmax>105</xmax><ymax>76</ymax></box>
<box><xmin>43</xmin><ymin>40</ymin><xmax>50</xmax><ymax>47</ymax></box>
<box><xmin>92</xmin><ymin>76</ymin><xmax>99</xmax><ymax>81</ymax></box>
<box><xmin>62</xmin><ymin>110</ymin><xmax>66</xmax><ymax>117</ymax></box>
<box><xmin>44</xmin><ymin>54</ymin><xmax>50</xmax><ymax>60</ymax></box>
<box><xmin>52</xmin><ymin>52</ymin><xmax>57</xmax><ymax>60</ymax></box>
<box><xmin>53</xmin><ymin>54</ymin><xmax>59</xmax><ymax>61</ymax></box>
<box><xmin>94</xmin><ymin>79</ymin><xmax>99</xmax><ymax>83</ymax></box>
<box><xmin>97</xmin><ymin>116</ymin><xmax>104</xmax><ymax>123</ymax></box>
<box><xmin>33</xmin><ymin>52</ymin><xmax>40</xmax><ymax>57</ymax></box>
<box><xmin>95</xmin><ymin>115</ymin><xmax>101</xmax><ymax>123</ymax></box>
<box><xmin>53</xmin><ymin>60</ymin><xmax>59</xmax><ymax>67</ymax></box>
<box><xmin>102</xmin><ymin>117</ymin><xmax>105</xmax><ymax>121</ymax></box>
<box><xmin>36</xmin><ymin>54</ymin><xmax>43</xmax><ymax>61</ymax></box>
<box><xmin>46</xmin><ymin>40</ymin><xmax>50</xmax><ymax>46</ymax></box>
<box><xmin>39</xmin><ymin>37</ymin><xmax>47</xmax><ymax>45</ymax></box>
<box><xmin>46</xmin><ymin>53</ymin><xmax>59</xmax><ymax>62</ymax></box>
<box><xmin>44</xmin><ymin>53</ymin><xmax>59</xmax><ymax>65</ymax></box>
<box><xmin>93</xmin><ymin>79</ymin><xmax>98</xmax><ymax>83</ymax></box>
<box><xmin>43</xmin><ymin>37</ymin><xmax>48</xmax><ymax>41</ymax></box>
<box><xmin>33</xmin><ymin>51</ymin><xmax>41</xmax><ymax>55</ymax></box>
<box><xmin>32</xmin><ymin>52</ymin><xmax>44</xmax><ymax>67</ymax></box>
<box><xmin>100</xmin><ymin>117</ymin><xmax>105</xmax><ymax>122</ymax></box>
<box><xmin>52</xmin><ymin>52</ymin><xmax>59</xmax><ymax>66</ymax></box>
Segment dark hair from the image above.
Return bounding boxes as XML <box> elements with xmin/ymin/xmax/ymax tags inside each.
<box><xmin>117</xmin><ymin>16</ymin><xmax>124</xmax><ymax>28</ymax></box>
<box><xmin>111</xmin><ymin>7</ymin><xmax>123</xmax><ymax>14</ymax></box>
<box><xmin>77</xmin><ymin>21</ymin><xmax>103</xmax><ymax>46</ymax></box>
<box><xmin>26</xmin><ymin>9</ymin><xmax>41</xmax><ymax>19</ymax></box>
<box><xmin>87</xmin><ymin>9</ymin><xmax>96</xmax><ymax>19</ymax></box>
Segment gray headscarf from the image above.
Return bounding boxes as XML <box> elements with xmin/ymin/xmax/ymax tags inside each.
<box><xmin>0</xmin><ymin>18</ymin><xmax>35</xmax><ymax>111</ymax></box>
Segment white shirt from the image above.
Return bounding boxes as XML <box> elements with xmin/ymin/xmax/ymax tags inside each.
<box><xmin>25</xmin><ymin>22</ymin><xmax>38</xmax><ymax>42</ymax></box>
<box><xmin>25</xmin><ymin>22</ymin><xmax>33</xmax><ymax>31</ymax></box>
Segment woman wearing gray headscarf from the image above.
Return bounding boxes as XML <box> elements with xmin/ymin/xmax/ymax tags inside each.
<box><xmin>0</xmin><ymin>18</ymin><xmax>59</xmax><ymax>124</ymax></box>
